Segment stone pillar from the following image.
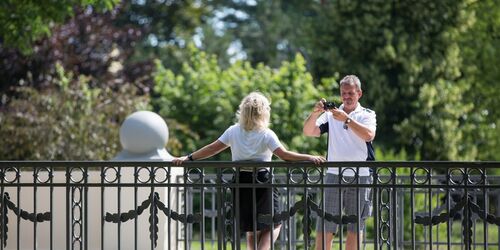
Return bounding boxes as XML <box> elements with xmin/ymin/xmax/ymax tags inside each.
<box><xmin>111</xmin><ymin>111</ymin><xmax>183</xmax><ymax>250</ymax></box>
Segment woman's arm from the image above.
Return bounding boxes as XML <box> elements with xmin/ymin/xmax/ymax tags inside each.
<box><xmin>273</xmin><ymin>147</ymin><xmax>325</xmax><ymax>165</ymax></box>
<box><xmin>172</xmin><ymin>140</ymin><xmax>228</xmax><ymax>165</ymax></box>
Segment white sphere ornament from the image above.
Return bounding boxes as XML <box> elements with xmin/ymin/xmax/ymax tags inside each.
<box><xmin>119</xmin><ymin>111</ymin><xmax>169</xmax><ymax>154</ymax></box>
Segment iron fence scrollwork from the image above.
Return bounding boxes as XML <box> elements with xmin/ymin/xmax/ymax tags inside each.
<box><xmin>104</xmin><ymin>191</ymin><xmax>202</xmax><ymax>248</ymax></box>
<box><xmin>0</xmin><ymin>192</ymin><xmax>51</xmax><ymax>247</ymax></box>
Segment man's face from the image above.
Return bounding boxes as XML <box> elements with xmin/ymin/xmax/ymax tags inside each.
<box><xmin>340</xmin><ymin>84</ymin><xmax>362</xmax><ymax>110</ymax></box>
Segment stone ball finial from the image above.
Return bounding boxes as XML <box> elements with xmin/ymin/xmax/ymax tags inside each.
<box><xmin>119</xmin><ymin>111</ymin><xmax>168</xmax><ymax>154</ymax></box>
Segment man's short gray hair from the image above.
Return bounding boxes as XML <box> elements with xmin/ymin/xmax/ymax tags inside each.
<box><xmin>339</xmin><ymin>75</ymin><xmax>362</xmax><ymax>90</ymax></box>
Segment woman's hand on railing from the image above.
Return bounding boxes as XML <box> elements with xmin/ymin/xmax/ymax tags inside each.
<box><xmin>308</xmin><ymin>155</ymin><xmax>326</xmax><ymax>165</ymax></box>
<box><xmin>172</xmin><ymin>156</ymin><xmax>188</xmax><ymax>166</ymax></box>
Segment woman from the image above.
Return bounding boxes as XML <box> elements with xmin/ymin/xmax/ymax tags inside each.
<box><xmin>173</xmin><ymin>92</ymin><xmax>325</xmax><ymax>250</ymax></box>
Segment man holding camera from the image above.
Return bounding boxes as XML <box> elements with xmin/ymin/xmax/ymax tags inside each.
<box><xmin>303</xmin><ymin>75</ymin><xmax>376</xmax><ymax>250</ymax></box>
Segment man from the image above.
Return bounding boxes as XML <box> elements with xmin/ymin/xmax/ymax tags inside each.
<box><xmin>303</xmin><ymin>75</ymin><xmax>376</xmax><ymax>250</ymax></box>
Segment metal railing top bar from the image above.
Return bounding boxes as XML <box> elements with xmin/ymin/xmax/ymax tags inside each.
<box><xmin>1</xmin><ymin>161</ymin><xmax>500</xmax><ymax>168</ymax></box>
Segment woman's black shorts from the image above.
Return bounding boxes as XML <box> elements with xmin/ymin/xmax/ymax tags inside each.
<box><xmin>233</xmin><ymin>170</ymin><xmax>280</xmax><ymax>232</ymax></box>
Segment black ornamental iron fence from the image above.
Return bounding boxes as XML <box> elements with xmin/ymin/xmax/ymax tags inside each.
<box><xmin>0</xmin><ymin>161</ymin><xmax>500</xmax><ymax>250</ymax></box>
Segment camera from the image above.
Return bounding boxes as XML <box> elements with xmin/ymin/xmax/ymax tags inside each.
<box><xmin>323</xmin><ymin>101</ymin><xmax>336</xmax><ymax>110</ymax></box>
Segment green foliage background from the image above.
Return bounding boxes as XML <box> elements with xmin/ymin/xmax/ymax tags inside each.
<box><xmin>154</xmin><ymin>45</ymin><xmax>330</xmax><ymax>158</ymax></box>
<box><xmin>0</xmin><ymin>0</ymin><xmax>119</xmax><ymax>54</ymax></box>
<box><xmin>0</xmin><ymin>64</ymin><xmax>149</xmax><ymax>160</ymax></box>
<box><xmin>0</xmin><ymin>0</ymin><xmax>499</xmax><ymax>161</ymax></box>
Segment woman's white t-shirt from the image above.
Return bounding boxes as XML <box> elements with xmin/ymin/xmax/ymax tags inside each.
<box><xmin>218</xmin><ymin>124</ymin><xmax>283</xmax><ymax>165</ymax></box>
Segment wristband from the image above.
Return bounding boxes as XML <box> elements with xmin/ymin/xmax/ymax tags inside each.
<box><xmin>188</xmin><ymin>153</ymin><xmax>194</xmax><ymax>161</ymax></box>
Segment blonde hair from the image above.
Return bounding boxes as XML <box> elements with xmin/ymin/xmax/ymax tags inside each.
<box><xmin>237</xmin><ymin>92</ymin><xmax>271</xmax><ymax>131</ymax></box>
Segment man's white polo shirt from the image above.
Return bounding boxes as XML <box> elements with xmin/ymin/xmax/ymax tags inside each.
<box><xmin>316</xmin><ymin>103</ymin><xmax>376</xmax><ymax>176</ymax></box>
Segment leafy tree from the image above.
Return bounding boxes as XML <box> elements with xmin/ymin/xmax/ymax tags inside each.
<box><xmin>210</xmin><ymin>0</ymin><xmax>496</xmax><ymax>160</ymax></box>
<box><xmin>3</xmin><ymin>0</ymin><xmax>499</xmax><ymax>162</ymax></box>
<box><xmin>0</xmin><ymin>0</ymin><xmax>119</xmax><ymax>54</ymax></box>
<box><xmin>209</xmin><ymin>0</ymin><xmax>311</xmax><ymax>68</ymax></box>
<box><xmin>112</xmin><ymin>0</ymin><xmax>216</xmax><ymax>71</ymax></box>
<box><xmin>154</xmin><ymin>44</ymin><xmax>328</xmax><ymax>158</ymax></box>
<box><xmin>114</xmin><ymin>0</ymin><xmax>209</xmax><ymax>45</ymax></box>
<box><xmin>395</xmin><ymin>80</ymin><xmax>475</xmax><ymax>160</ymax></box>
<box><xmin>396</xmin><ymin>0</ymin><xmax>500</xmax><ymax>160</ymax></box>
<box><xmin>0</xmin><ymin>64</ymin><xmax>149</xmax><ymax>160</ymax></box>
<box><xmin>0</xmin><ymin>4</ymin><xmax>154</xmax><ymax>160</ymax></box>
<box><xmin>0</xmin><ymin>1</ymin><xmax>216</xmax><ymax>160</ymax></box>
<box><xmin>0</xmin><ymin>7</ymin><xmax>147</xmax><ymax>97</ymax></box>
<box><xmin>300</xmin><ymin>1</ymin><xmax>479</xmax><ymax>160</ymax></box>
<box><xmin>458</xmin><ymin>0</ymin><xmax>500</xmax><ymax>160</ymax></box>
<box><xmin>1</xmin><ymin>0</ymin><xmax>216</xmax><ymax>97</ymax></box>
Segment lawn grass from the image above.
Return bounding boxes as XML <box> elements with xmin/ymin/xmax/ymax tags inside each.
<box><xmin>187</xmin><ymin>221</ymin><xmax>500</xmax><ymax>250</ymax></box>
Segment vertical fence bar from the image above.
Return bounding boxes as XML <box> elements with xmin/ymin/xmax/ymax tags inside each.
<box><xmin>66</xmin><ymin>167</ymin><xmax>70</xmax><ymax>250</ymax></box>
<box><xmin>292</xmin><ymin>187</ymin><xmax>297</xmax><ymax>248</ymax></box>
<box><xmin>177</xmin><ymin>177</ymin><xmax>182</xmax><ymax>248</ymax></box>
<box><xmin>221</xmin><ymin>181</ymin><xmax>227</xmax><ymax>250</ymax></box>
<box><xmin>211</xmin><ymin>186</ymin><xmax>215</xmax><ymax>246</ymax></box>
<box><xmin>496</xmin><ymin>189</ymin><xmax>500</xmax><ymax>250</ymax></box>
<box><xmin>497</xmin><ymin>193</ymin><xmax>500</xmax><ymax>250</ymax></box>
<box><xmin>185</xmin><ymin>167</ymin><xmax>190</xmax><ymax>250</ymax></box>
<box><xmin>73</xmin><ymin>186</ymin><xmax>83</xmax><ymax>250</ymax></box>
<box><xmin>463</xmin><ymin>166</ymin><xmax>469</xmax><ymax>250</ymax></box>
<box><xmin>229</xmin><ymin>182</ymin><xmax>233</xmax><ymax>249</ymax></box>
<box><xmin>428</xmin><ymin>169</ymin><xmax>432</xmax><ymax>250</ymax></box>
<box><xmin>235</xmin><ymin>169</ymin><xmax>241</xmax><ymax>250</ymax></box>
<box><xmin>0</xmin><ymin>167</ymin><xmax>4</xmax><ymax>250</ymax></box>
<box><xmin>391</xmin><ymin>167</ymin><xmax>397</xmax><ymax>250</ymax></box>
<box><xmin>151</xmin><ymin>165</ymin><xmax>156</xmax><ymax>250</ymax></box>
<box><xmin>356</xmin><ymin>167</ymin><xmax>361</xmax><ymax>250</ymax></box>
<box><xmin>473</xmin><ymin>195</ymin><xmax>477</xmax><ymax>248</ymax></box>
<box><xmin>200</xmin><ymin>166</ymin><xmax>206</xmax><ymax>250</ymax></box>
<box><xmin>33</xmin><ymin>167</ymin><xmax>37</xmax><ymax>250</ymax></box>
<box><xmin>134</xmin><ymin>166</ymin><xmax>138</xmax><ymax>250</ymax></box>
<box><xmin>118</xmin><ymin>166</ymin><xmax>122</xmax><ymax>250</ymax></box>
<box><xmin>303</xmin><ymin>167</ymin><xmax>309</xmax><ymax>250</ymax></box>
<box><xmin>435</xmin><ymin>193</ymin><xmax>440</xmax><ymax>250</ymax></box>
<box><xmin>252</xmin><ymin>167</ymin><xmax>257</xmax><ymax>250</ymax></box>
<box><xmin>50</xmin><ymin>166</ymin><xmax>53</xmax><ymax>250</ymax></box>
<box><xmin>410</xmin><ymin>166</ymin><xmax>415</xmax><ymax>250</ymax></box>
<box><xmin>84</xmin><ymin>167</ymin><xmax>88</xmax><ymax>250</ymax></box>
<box><xmin>167</xmin><ymin>165</ymin><xmax>171</xmax><ymax>250</ymax></box>
<box><xmin>398</xmin><ymin>184</ymin><xmax>404</xmax><ymax>249</ymax></box>
<box><xmin>17</xmin><ymin>169</ymin><xmax>21</xmax><ymax>250</ymax></box>
<box><xmin>446</xmin><ymin>169</ymin><xmax>451</xmax><ymax>250</ymax></box>
<box><xmin>320</xmin><ymin>167</ymin><xmax>325</xmax><ymax>250</ymax></box>
<box><xmin>338</xmin><ymin>167</ymin><xmax>343</xmax><ymax>250</ymax></box>
<box><xmin>286</xmin><ymin>168</ymin><xmax>292</xmax><ymax>250</ymax></box>
<box><xmin>372</xmin><ymin>167</ymin><xmax>378</xmax><ymax>250</ymax></box>
<box><xmin>270</xmin><ymin>166</ymin><xmax>275</xmax><ymax>250</ymax></box>
<box><xmin>218</xmin><ymin>167</ymin><xmax>225</xmax><ymax>250</ymax></box>
<box><xmin>100</xmin><ymin>167</ymin><xmax>104</xmax><ymax>250</ymax></box>
<box><xmin>483</xmin><ymin>168</ymin><xmax>488</xmax><ymax>249</ymax></box>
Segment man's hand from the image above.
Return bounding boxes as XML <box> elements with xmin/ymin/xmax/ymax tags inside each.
<box><xmin>304</xmin><ymin>98</ymin><xmax>327</xmax><ymax>137</ymax></box>
<box><xmin>330</xmin><ymin>108</ymin><xmax>349</xmax><ymax>122</ymax></box>
<box><xmin>312</xmin><ymin>98</ymin><xmax>327</xmax><ymax>114</ymax></box>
